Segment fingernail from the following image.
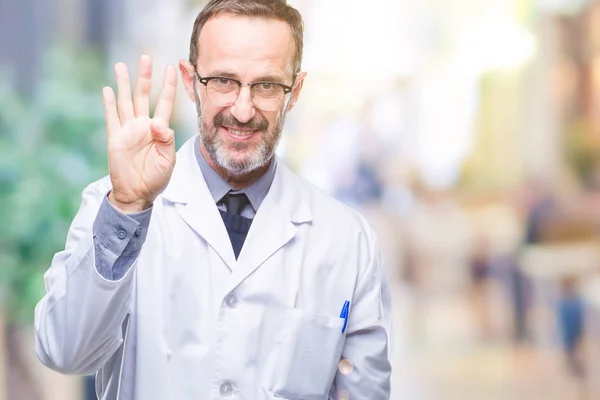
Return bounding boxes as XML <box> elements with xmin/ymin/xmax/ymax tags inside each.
<box><xmin>114</xmin><ymin>62</ymin><xmax>125</xmax><ymax>74</ymax></box>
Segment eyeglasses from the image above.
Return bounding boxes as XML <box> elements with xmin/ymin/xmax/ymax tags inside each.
<box><xmin>194</xmin><ymin>71</ymin><xmax>294</xmax><ymax>112</ymax></box>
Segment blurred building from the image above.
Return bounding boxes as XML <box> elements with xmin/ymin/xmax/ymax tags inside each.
<box><xmin>0</xmin><ymin>0</ymin><xmax>123</xmax><ymax>97</ymax></box>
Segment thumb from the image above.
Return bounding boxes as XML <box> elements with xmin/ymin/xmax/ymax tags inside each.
<box><xmin>150</xmin><ymin>118</ymin><xmax>174</xmax><ymax>145</ymax></box>
<box><xmin>150</xmin><ymin>118</ymin><xmax>176</xmax><ymax>161</ymax></box>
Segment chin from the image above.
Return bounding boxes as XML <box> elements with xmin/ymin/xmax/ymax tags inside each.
<box><xmin>217</xmin><ymin>150</ymin><xmax>268</xmax><ymax>176</ymax></box>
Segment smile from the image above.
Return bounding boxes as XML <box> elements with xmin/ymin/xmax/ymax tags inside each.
<box><xmin>221</xmin><ymin>126</ymin><xmax>258</xmax><ymax>141</ymax></box>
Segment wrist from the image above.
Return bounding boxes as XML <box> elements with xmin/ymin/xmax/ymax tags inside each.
<box><xmin>108</xmin><ymin>191</ymin><xmax>153</xmax><ymax>214</ymax></box>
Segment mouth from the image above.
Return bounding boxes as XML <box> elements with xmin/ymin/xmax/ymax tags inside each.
<box><xmin>220</xmin><ymin>126</ymin><xmax>259</xmax><ymax>142</ymax></box>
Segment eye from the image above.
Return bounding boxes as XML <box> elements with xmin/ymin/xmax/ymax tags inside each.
<box><xmin>259</xmin><ymin>83</ymin><xmax>275</xmax><ymax>90</ymax></box>
<box><xmin>253</xmin><ymin>83</ymin><xmax>282</xmax><ymax>98</ymax></box>
<box><xmin>209</xmin><ymin>78</ymin><xmax>238</xmax><ymax>93</ymax></box>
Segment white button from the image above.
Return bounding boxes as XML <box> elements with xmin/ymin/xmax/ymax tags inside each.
<box><xmin>225</xmin><ymin>293</ymin><xmax>238</xmax><ymax>308</ymax></box>
<box><xmin>219</xmin><ymin>381</ymin><xmax>234</xmax><ymax>396</ymax></box>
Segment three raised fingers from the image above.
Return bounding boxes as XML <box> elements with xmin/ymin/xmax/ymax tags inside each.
<box><xmin>106</xmin><ymin>57</ymin><xmax>177</xmax><ymax>131</ymax></box>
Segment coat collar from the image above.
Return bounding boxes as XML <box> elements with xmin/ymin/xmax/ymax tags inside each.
<box><xmin>162</xmin><ymin>137</ymin><xmax>313</xmax><ymax>282</ymax></box>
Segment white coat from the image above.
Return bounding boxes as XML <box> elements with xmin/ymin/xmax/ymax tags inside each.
<box><xmin>34</xmin><ymin>136</ymin><xmax>393</xmax><ymax>400</ymax></box>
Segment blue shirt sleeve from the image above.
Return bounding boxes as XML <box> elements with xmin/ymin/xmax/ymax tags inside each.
<box><xmin>92</xmin><ymin>195</ymin><xmax>152</xmax><ymax>280</ymax></box>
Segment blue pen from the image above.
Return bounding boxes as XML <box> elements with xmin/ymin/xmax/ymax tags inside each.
<box><xmin>339</xmin><ymin>300</ymin><xmax>350</xmax><ymax>333</ymax></box>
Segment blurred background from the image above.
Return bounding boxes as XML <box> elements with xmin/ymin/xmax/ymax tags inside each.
<box><xmin>2</xmin><ymin>0</ymin><xmax>600</xmax><ymax>398</ymax></box>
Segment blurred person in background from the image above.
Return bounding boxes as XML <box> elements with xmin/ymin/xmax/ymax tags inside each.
<box><xmin>468</xmin><ymin>236</ymin><xmax>494</xmax><ymax>340</ymax></box>
<box><xmin>33</xmin><ymin>0</ymin><xmax>392</xmax><ymax>399</ymax></box>
<box><xmin>335</xmin><ymin>157</ymin><xmax>384</xmax><ymax>207</ymax></box>
<box><xmin>557</xmin><ymin>275</ymin><xmax>585</xmax><ymax>378</ymax></box>
<box><xmin>510</xmin><ymin>181</ymin><xmax>556</xmax><ymax>344</ymax></box>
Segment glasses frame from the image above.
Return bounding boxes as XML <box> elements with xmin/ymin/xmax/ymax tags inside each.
<box><xmin>193</xmin><ymin>70</ymin><xmax>295</xmax><ymax>110</ymax></box>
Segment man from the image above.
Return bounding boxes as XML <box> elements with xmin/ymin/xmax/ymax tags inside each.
<box><xmin>34</xmin><ymin>0</ymin><xmax>393</xmax><ymax>399</ymax></box>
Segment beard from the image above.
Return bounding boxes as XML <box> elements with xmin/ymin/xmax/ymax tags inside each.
<box><xmin>195</xmin><ymin>94</ymin><xmax>286</xmax><ymax>176</ymax></box>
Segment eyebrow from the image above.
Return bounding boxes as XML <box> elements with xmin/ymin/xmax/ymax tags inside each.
<box><xmin>254</xmin><ymin>75</ymin><xmax>287</xmax><ymax>84</ymax></box>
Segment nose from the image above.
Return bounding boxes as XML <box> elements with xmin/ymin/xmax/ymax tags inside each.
<box><xmin>229</xmin><ymin>85</ymin><xmax>256</xmax><ymax>123</ymax></box>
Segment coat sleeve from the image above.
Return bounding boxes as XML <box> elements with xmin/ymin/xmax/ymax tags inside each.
<box><xmin>34</xmin><ymin>177</ymin><xmax>142</xmax><ymax>375</ymax></box>
<box><xmin>331</xmin><ymin>227</ymin><xmax>394</xmax><ymax>399</ymax></box>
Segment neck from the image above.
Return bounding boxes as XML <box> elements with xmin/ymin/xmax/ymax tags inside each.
<box><xmin>199</xmin><ymin>144</ymin><xmax>270</xmax><ymax>189</ymax></box>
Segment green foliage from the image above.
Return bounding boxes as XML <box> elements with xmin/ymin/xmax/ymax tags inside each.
<box><xmin>0</xmin><ymin>44</ymin><xmax>109</xmax><ymax>323</ymax></box>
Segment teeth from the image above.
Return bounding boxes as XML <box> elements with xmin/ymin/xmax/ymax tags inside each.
<box><xmin>229</xmin><ymin>129</ymin><xmax>252</xmax><ymax>137</ymax></box>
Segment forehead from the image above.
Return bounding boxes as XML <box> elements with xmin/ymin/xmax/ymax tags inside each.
<box><xmin>197</xmin><ymin>14</ymin><xmax>295</xmax><ymax>80</ymax></box>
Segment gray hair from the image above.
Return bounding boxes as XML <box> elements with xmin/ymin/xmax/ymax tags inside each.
<box><xmin>189</xmin><ymin>0</ymin><xmax>304</xmax><ymax>75</ymax></box>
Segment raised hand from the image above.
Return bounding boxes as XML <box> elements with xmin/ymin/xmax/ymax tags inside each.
<box><xmin>102</xmin><ymin>54</ymin><xmax>178</xmax><ymax>213</ymax></box>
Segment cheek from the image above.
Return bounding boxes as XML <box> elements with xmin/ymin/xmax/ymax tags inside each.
<box><xmin>268</xmin><ymin>109</ymin><xmax>285</xmax><ymax>129</ymax></box>
<box><xmin>199</xmin><ymin>104</ymin><xmax>220</xmax><ymax>126</ymax></box>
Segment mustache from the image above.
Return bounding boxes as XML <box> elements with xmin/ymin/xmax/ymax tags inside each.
<box><xmin>213</xmin><ymin>111</ymin><xmax>269</xmax><ymax>131</ymax></box>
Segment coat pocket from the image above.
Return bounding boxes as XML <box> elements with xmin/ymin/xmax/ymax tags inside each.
<box><xmin>266</xmin><ymin>307</ymin><xmax>345</xmax><ymax>399</ymax></box>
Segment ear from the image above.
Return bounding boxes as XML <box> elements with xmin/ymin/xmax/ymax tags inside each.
<box><xmin>179</xmin><ymin>60</ymin><xmax>197</xmax><ymax>102</ymax></box>
<box><xmin>286</xmin><ymin>71</ymin><xmax>307</xmax><ymax>112</ymax></box>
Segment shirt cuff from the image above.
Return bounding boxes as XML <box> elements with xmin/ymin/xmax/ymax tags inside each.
<box><xmin>93</xmin><ymin>195</ymin><xmax>152</xmax><ymax>280</ymax></box>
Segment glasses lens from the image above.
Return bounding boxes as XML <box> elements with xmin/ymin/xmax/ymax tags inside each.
<box><xmin>204</xmin><ymin>78</ymin><xmax>287</xmax><ymax>111</ymax></box>
<box><xmin>206</xmin><ymin>78</ymin><xmax>238</xmax><ymax>107</ymax></box>
<box><xmin>252</xmin><ymin>84</ymin><xmax>286</xmax><ymax>111</ymax></box>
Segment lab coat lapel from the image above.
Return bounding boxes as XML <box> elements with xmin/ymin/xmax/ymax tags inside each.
<box><xmin>162</xmin><ymin>138</ymin><xmax>237</xmax><ymax>269</ymax></box>
<box><xmin>180</xmin><ymin>196</ymin><xmax>236</xmax><ymax>270</ymax></box>
<box><xmin>227</xmin><ymin>162</ymin><xmax>312</xmax><ymax>292</ymax></box>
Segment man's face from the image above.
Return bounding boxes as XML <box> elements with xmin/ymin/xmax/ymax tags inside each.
<box><xmin>181</xmin><ymin>14</ymin><xmax>306</xmax><ymax>176</ymax></box>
